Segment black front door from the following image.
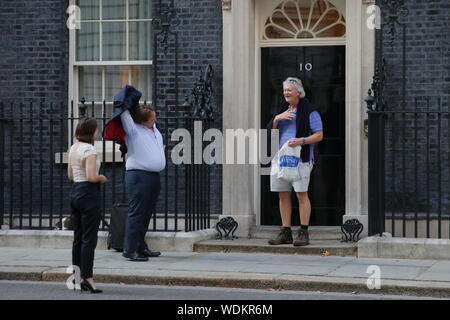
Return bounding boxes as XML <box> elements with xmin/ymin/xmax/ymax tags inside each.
<box><xmin>261</xmin><ymin>46</ymin><xmax>345</xmax><ymax>226</ymax></box>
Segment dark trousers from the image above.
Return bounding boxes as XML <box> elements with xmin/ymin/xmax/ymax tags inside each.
<box><xmin>70</xmin><ymin>182</ymin><xmax>101</xmax><ymax>279</ymax></box>
<box><xmin>124</xmin><ymin>170</ymin><xmax>160</xmax><ymax>253</ymax></box>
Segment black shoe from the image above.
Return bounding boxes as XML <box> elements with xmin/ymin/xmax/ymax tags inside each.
<box><xmin>126</xmin><ymin>251</ymin><xmax>149</xmax><ymax>262</ymax></box>
<box><xmin>80</xmin><ymin>278</ymin><xmax>102</xmax><ymax>294</ymax></box>
<box><xmin>122</xmin><ymin>251</ymin><xmax>130</xmax><ymax>259</ymax></box>
<box><xmin>140</xmin><ymin>248</ymin><xmax>161</xmax><ymax>258</ymax></box>
<box><xmin>293</xmin><ymin>229</ymin><xmax>310</xmax><ymax>247</ymax></box>
<box><xmin>268</xmin><ymin>227</ymin><xmax>293</xmax><ymax>245</ymax></box>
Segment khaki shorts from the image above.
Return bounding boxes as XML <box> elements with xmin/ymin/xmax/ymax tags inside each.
<box><xmin>270</xmin><ymin>159</ymin><xmax>313</xmax><ymax>193</ymax></box>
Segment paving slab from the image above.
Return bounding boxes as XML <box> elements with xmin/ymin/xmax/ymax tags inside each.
<box><xmin>328</xmin><ymin>264</ymin><xmax>427</xmax><ymax>280</ymax></box>
<box><xmin>187</xmin><ymin>251</ymin><xmax>354</xmax><ymax>267</ymax></box>
<box><xmin>0</xmin><ymin>248</ymin><xmax>70</xmax><ymax>261</ymax></box>
<box><xmin>0</xmin><ymin>247</ymin><xmax>449</xmax><ymax>298</ymax></box>
<box><xmin>351</xmin><ymin>257</ymin><xmax>437</xmax><ymax>268</ymax></box>
<box><xmin>417</xmin><ymin>272</ymin><xmax>450</xmax><ymax>282</ymax></box>
<box><xmin>163</xmin><ymin>261</ymin><xmax>253</xmax><ymax>273</ymax></box>
<box><xmin>240</xmin><ymin>263</ymin><xmax>338</xmax><ymax>276</ymax></box>
<box><xmin>0</xmin><ymin>260</ymin><xmax>68</xmax><ymax>268</ymax></box>
<box><xmin>416</xmin><ymin>261</ymin><xmax>450</xmax><ymax>281</ymax></box>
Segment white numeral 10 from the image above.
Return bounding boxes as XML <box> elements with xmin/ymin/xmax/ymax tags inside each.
<box><xmin>299</xmin><ymin>63</ymin><xmax>313</xmax><ymax>71</ymax></box>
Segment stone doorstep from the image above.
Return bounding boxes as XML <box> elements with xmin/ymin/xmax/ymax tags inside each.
<box><xmin>194</xmin><ymin>238</ymin><xmax>358</xmax><ymax>257</ymax></box>
<box><xmin>2</xmin><ymin>267</ymin><xmax>448</xmax><ymax>298</ymax></box>
<box><xmin>0</xmin><ymin>229</ymin><xmax>217</xmax><ymax>252</ymax></box>
<box><xmin>250</xmin><ymin>226</ymin><xmax>344</xmax><ymax>241</ymax></box>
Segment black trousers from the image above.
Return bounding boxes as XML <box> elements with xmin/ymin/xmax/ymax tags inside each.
<box><xmin>70</xmin><ymin>182</ymin><xmax>101</xmax><ymax>279</ymax></box>
<box><xmin>124</xmin><ymin>170</ymin><xmax>160</xmax><ymax>253</ymax></box>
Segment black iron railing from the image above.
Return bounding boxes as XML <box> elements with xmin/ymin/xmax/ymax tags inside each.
<box><xmin>0</xmin><ymin>97</ymin><xmax>214</xmax><ymax>232</ymax></box>
<box><xmin>366</xmin><ymin>1</ymin><xmax>449</xmax><ymax>239</ymax></box>
<box><xmin>366</xmin><ymin>95</ymin><xmax>450</xmax><ymax>239</ymax></box>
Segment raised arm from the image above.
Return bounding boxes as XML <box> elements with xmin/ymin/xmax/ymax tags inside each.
<box><xmin>120</xmin><ymin>109</ymin><xmax>138</xmax><ymax>139</ymax></box>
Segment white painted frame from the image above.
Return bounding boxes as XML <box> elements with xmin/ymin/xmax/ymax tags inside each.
<box><xmin>222</xmin><ymin>0</ymin><xmax>373</xmax><ymax>235</ymax></box>
<box><xmin>67</xmin><ymin>0</ymin><xmax>153</xmax><ymax>160</ymax></box>
<box><xmin>262</xmin><ymin>0</ymin><xmax>346</xmax><ymax>40</ymax></box>
<box><xmin>254</xmin><ymin>0</ymin><xmax>347</xmax><ymax>226</ymax></box>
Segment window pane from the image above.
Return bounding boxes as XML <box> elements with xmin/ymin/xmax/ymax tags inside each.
<box><xmin>76</xmin><ymin>0</ymin><xmax>99</xmax><ymax>20</ymax></box>
<box><xmin>105</xmin><ymin>66</ymin><xmax>130</xmax><ymax>102</ymax></box>
<box><xmin>129</xmin><ymin>22</ymin><xmax>152</xmax><ymax>60</ymax></box>
<box><xmin>309</xmin><ymin>0</ymin><xmax>328</xmax><ymax>30</ymax></box>
<box><xmin>76</xmin><ymin>22</ymin><xmax>100</xmax><ymax>61</ymax></box>
<box><xmin>79</xmin><ymin>66</ymin><xmax>102</xmax><ymax>103</ymax></box>
<box><xmin>315</xmin><ymin>24</ymin><xmax>346</xmax><ymax>38</ymax></box>
<box><xmin>102</xmin><ymin>22</ymin><xmax>126</xmax><ymax>61</ymax></box>
<box><xmin>84</xmin><ymin>104</ymin><xmax>103</xmax><ymax>140</ymax></box>
<box><xmin>72</xmin><ymin>105</ymin><xmax>104</xmax><ymax>142</ymax></box>
<box><xmin>102</xmin><ymin>0</ymin><xmax>126</xmax><ymax>20</ymax></box>
<box><xmin>129</xmin><ymin>0</ymin><xmax>152</xmax><ymax>19</ymax></box>
<box><xmin>131</xmin><ymin>66</ymin><xmax>152</xmax><ymax>102</ymax></box>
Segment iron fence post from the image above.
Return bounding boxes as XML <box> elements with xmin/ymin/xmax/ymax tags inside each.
<box><xmin>0</xmin><ymin>103</ymin><xmax>4</xmax><ymax>228</ymax></box>
<box><xmin>367</xmin><ymin>110</ymin><xmax>385</xmax><ymax>236</ymax></box>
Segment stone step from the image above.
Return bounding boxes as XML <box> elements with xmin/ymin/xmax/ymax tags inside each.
<box><xmin>250</xmin><ymin>226</ymin><xmax>343</xmax><ymax>240</ymax></box>
<box><xmin>194</xmin><ymin>238</ymin><xmax>357</xmax><ymax>257</ymax></box>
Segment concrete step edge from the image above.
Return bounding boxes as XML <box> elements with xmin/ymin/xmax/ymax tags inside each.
<box><xmin>193</xmin><ymin>243</ymin><xmax>357</xmax><ymax>257</ymax></box>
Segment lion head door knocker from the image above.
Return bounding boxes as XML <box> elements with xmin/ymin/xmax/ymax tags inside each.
<box><xmin>216</xmin><ymin>217</ymin><xmax>238</xmax><ymax>240</ymax></box>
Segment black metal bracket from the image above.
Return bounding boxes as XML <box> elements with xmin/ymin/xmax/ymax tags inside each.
<box><xmin>184</xmin><ymin>64</ymin><xmax>215</xmax><ymax>120</ymax></box>
<box><xmin>341</xmin><ymin>219</ymin><xmax>364</xmax><ymax>242</ymax></box>
<box><xmin>215</xmin><ymin>217</ymin><xmax>238</xmax><ymax>240</ymax></box>
<box><xmin>365</xmin><ymin>57</ymin><xmax>387</xmax><ymax>112</ymax></box>
<box><xmin>380</xmin><ymin>0</ymin><xmax>409</xmax><ymax>41</ymax></box>
<box><xmin>79</xmin><ymin>97</ymin><xmax>87</xmax><ymax>118</ymax></box>
<box><xmin>153</xmin><ymin>0</ymin><xmax>179</xmax><ymax>56</ymax></box>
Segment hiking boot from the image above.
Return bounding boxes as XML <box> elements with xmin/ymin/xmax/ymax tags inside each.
<box><xmin>268</xmin><ymin>227</ymin><xmax>293</xmax><ymax>245</ymax></box>
<box><xmin>293</xmin><ymin>229</ymin><xmax>310</xmax><ymax>246</ymax></box>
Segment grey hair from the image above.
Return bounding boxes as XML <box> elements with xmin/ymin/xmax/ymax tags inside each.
<box><xmin>283</xmin><ymin>77</ymin><xmax>306</xmax><ymax>99</ymax></box>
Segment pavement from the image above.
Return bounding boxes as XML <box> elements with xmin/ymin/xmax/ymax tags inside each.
<box><xmin>0</xmin><ymin>247</ymin><xmax>449</xmax><ymax>298</ymax></box>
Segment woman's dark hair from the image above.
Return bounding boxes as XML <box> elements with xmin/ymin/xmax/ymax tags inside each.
<box><xmin>74</xmin><ymin>118</ymin><xmax>98</xmax><ymax>145</ymax></box>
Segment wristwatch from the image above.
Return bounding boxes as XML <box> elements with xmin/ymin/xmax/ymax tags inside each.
<box><xmin>302</xmin><ymin>137</ymin><xmax>306</xmax><ymax>146</ymax></box>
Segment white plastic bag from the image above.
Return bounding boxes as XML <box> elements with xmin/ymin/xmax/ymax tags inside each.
<box><xmin>277</xmin><ymin>142</ymin><xmax>302</xmax><ymax>182</ymax></box>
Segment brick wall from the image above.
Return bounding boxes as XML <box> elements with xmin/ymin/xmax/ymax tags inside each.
<box><xmin>379</xmin><ymin>0</ymin><xmax>449</xmax><ymax>217</ymax></box>
<box><xmin>0</xmin><ymin>0</ymin><xmax>70</xmax><ymax>103</ymax></box>
<box><xmin>153</xmin><ymin>0</ymin><xmax>223</xmax><ymax>217</ymax></box>
<box><xmin>0</xmin><ymin>0</ymin><xmax>73</xmax><ymax>227</ymax></box>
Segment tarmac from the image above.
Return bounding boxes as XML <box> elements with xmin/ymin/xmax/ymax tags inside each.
<box><xmin>0</xmin><ymin>246</ymin><xmax>449</xmax><ymax>298</ymax></box>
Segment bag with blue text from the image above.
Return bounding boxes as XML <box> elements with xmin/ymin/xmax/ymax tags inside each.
<box><xmin>277</xmin><ymin>142</ymin><xmax>302</xmax><ymax>182</ymax></box>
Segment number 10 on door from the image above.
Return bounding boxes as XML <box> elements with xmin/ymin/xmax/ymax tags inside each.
<box><xmin>299</xmin><ymin>63</ymin><xmax>313</xmax><ymax>71</ymax></box>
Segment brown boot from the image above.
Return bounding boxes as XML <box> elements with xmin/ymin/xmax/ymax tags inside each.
<box><xmin>268</xmin><ymin>227</ymin><xmax>293</xmax><ymax>245</ymax></box>
<box><xmin>293</xmin><ymin>229</ymin><xmax>310</xmax><ymax>246</ymax></box>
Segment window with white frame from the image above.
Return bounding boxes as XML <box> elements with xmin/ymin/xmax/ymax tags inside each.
<box><xmin>69</xmin><ymin>0</ymin><xmax>152</xmax><ymax>143</ymax></box>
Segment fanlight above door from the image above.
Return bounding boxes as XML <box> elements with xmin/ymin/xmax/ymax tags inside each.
<box><xmin>263</xmin><ymin>0</ymin><xmax>346</xmax><ymax>40</ymax></box>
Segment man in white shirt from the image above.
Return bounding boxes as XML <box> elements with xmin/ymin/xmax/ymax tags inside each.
<box><xmin>120</xmin><ymin>106</ymin><xmax>166</xmax><ymax>261</ymax></box>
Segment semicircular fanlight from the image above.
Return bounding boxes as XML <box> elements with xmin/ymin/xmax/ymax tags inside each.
<box><xmin>264</xmin><ymin>0</ymin><xmax>346</xmax><ymax>40</ymax></box>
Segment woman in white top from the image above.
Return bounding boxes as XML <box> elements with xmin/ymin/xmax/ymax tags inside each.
<box><xmin>68</xmin><ymin>118</ymin><xmax>108</xmax><ymax>293</ymax></box>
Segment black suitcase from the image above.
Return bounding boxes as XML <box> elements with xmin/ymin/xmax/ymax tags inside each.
<box><xmin>107</xmin><ymin>203</ymin><xmax>129</xmax><ymax>252</ymax></box>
